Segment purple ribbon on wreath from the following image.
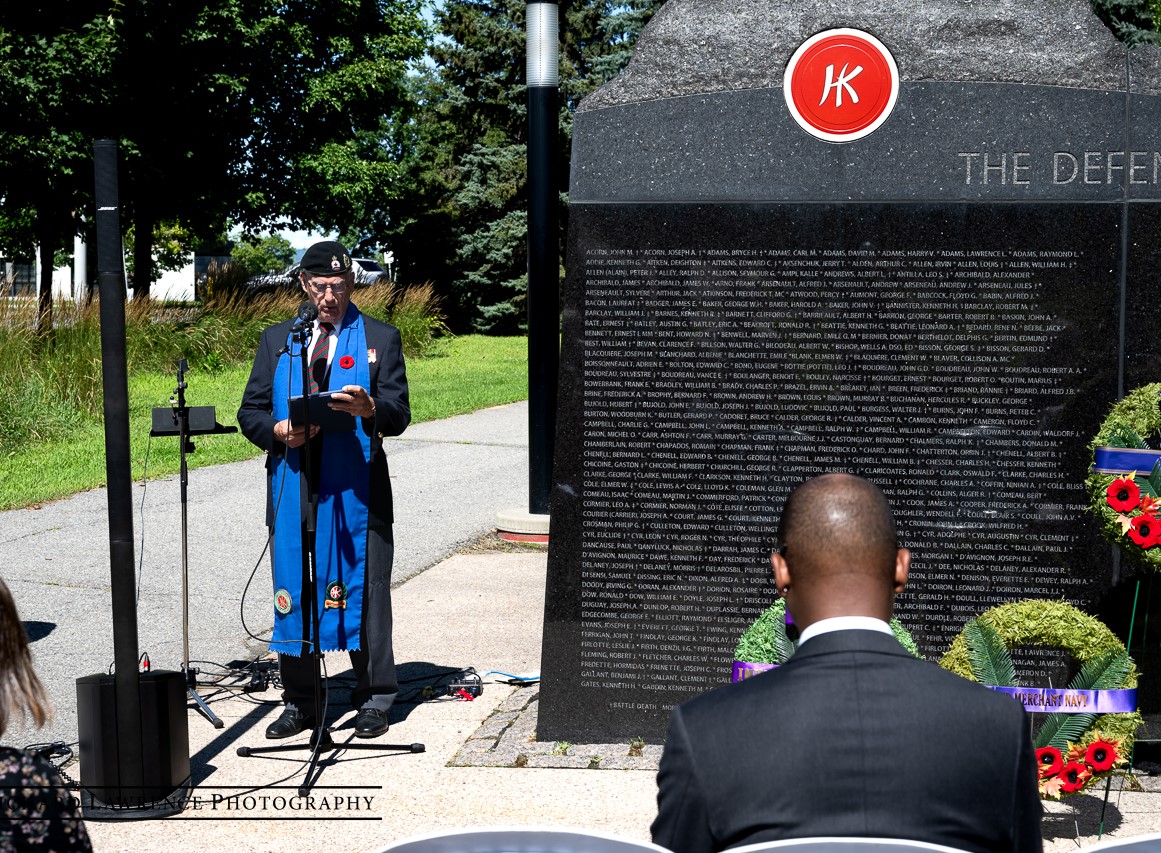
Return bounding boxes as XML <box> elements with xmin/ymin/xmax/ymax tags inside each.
<box><xmin>732</xmin><ymin>661</ymin><xmax>778</xmax><ymax>683</ymax></box>
<box><xmin>987</xmin><ymin>686</ymin><xmax>1138</xmax><ymax>714</ymax></box>
<box><xmin>1092</xmin><ymin>447</ymin><xmax>1161</xmax><ymax>475</ymax></box>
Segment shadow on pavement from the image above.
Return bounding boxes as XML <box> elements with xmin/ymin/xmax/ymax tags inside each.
<box><xmin>1042</xmin><ymin>791</ymin><xmax>1122</xmax><ymax>842</ymax></box>
<box><xmin>24</xmin><ymin>620</ymin><xmax>55</xmax><ymax>641</ymax></box>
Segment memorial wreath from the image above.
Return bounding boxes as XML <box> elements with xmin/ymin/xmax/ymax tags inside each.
<box><xmin>940</xmin><ymin>599</ymin><xmax>1141</xmax><ymax>799</ymax></box>
<box><xmin>732</xmin><ymin>598</ymin><xmax>919</xmax><ymax>681</ymax></box>
<box><xmin>1087</xmin><ymin>383</ymin><xmax>1161</xmax><ymax>572</ymax></box>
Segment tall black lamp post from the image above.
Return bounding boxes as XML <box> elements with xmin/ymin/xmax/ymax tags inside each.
<box><xmin>499</xmin><ymin>1</ymin><xmax>560</xmax><ymax>542</ymax></box>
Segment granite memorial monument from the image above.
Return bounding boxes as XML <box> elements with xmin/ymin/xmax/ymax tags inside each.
<box><xmin>540</xmin><ymin>0</ymin><xmax>1161</xmax><ymax>743</ymax></box>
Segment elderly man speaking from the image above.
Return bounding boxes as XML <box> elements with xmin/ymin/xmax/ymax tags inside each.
<box><xmin>238</xmin><ymin>239</ymin><xmax>409</xmax><ymax>740</ymax></box>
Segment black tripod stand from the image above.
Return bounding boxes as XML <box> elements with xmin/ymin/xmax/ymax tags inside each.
<box><xmin>237</xmin><ymin>315</ymin><xmax>423</xmax><ymax>797</ymax></box>
<box><xmin>150</xmin><ymin>359</ymin><xmax>238</xmax><ymax>729</ymax></box>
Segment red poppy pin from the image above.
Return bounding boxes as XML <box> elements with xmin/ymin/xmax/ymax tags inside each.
<box><xmin>339</xmin><ymin>355</ymin><xmax>355</xmax><ymax>369</ymax></box>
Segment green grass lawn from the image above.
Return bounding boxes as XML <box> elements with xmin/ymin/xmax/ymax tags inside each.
<box><xmin>0</xmin><ymin>335</ymin><xmax>527</xmax><ymax>511</ymax></box>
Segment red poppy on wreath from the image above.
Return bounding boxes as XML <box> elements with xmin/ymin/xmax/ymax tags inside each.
<box><xmin>1035</xmin><ymin>746</ymin><xmax>1063</xmax><ymax>778</ymax></box>
<box><xmin>1084</xmin><ymin>738</ymin><xmax>1120</xmax><ymax>772</ymax></box>
<box><xmin>339</xmin><ymin>355</ymin><xmax>355</xmax><ymax>369</ymax></box>
<box><xmin>1107</xmin><ymin>477</ymin><xmax>1140</xmax><ymax>512</ymax></box>
<box><xmin>1128</xmin><ymin>514</ymin><xmax>1161</xmax><ymax>548</ymax></box>
<box><xmin>1059</xmin><ymin>761</ymin><xmax>1092</xmax><ymax>793</ymax></box>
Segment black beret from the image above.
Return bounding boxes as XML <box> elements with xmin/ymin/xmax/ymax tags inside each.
<box><xmin>300</xmin><ymin>240</ymin><xmax>352</xmax><ymax>275</ymax></box>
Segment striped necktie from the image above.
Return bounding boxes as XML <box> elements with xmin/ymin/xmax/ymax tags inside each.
<box><xmin>309</xmin><ymin>322</ymin><xmax>334</xmax><ymax>394</ymax></box>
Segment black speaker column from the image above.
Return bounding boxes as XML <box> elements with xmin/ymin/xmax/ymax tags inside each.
<box><xmin>76</xmin><ymin>672</ymin><xmax>190</xmax><ymax>818</ymax></box>
<box><xmin>77</xmin><ymin>139</ymin><xmax>189</xmax><ymax>819</ymax></box>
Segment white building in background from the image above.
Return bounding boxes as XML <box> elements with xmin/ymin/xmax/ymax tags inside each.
<box><xmin>148</xmin><ymin>253</ymin><xmax>197</xmax><ymax>301</ymax></box>
<box><xmin>8</xmin><ymin>235</ymin><xmax>199</xmax><ymax>301</ymax></box>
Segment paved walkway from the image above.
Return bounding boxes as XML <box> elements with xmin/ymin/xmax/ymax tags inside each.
<box><xmin>0</xmin><ymin>402</ymin><xmax>530</xmax><ymax>750</ymax></box>
<box><xmin>1</xmin><ymin>399</ymin><xmax>1159</xmax><ymax>851</ymax></box>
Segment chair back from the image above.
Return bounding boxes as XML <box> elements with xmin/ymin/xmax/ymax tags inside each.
<box><xmin>374</xmin><ymin>826</ymin><xmax>673</xmax><ymax>853</ymax></box>
<box><xmin>1079</xmin><ymin>834</ymin><xmax>1161</xmax><ymax>852</ymax></box>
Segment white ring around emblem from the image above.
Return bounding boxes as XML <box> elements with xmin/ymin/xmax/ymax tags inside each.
<box><xmin>782</xmin><ymin>27</ymin><xmax>900</xmax><ymax>145</ymax></box>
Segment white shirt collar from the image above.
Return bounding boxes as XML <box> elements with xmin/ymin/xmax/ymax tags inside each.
<box><xmin>797</xmin><ymin>616</ymin><xmax>893</xmax><ymax>646</ymax></box>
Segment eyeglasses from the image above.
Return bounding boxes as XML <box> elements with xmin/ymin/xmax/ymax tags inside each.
<box><xmin>306</xmin><ymin>280</ymin><xmax>348</xmax><ymax>295</ymax></box>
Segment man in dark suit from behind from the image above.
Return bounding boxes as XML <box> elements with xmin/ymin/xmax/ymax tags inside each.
<box><xmin>651</xmin><ymin>473</ymin><xmax>1042</xmax><ymax>853</ymax></box>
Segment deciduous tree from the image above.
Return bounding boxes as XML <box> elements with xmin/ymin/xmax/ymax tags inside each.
<box><xmin>0</xmin><ymin>10</ymin><xmax>115</xmax><ymax>333</ymax></box>
<box><xmin>0</xmin><ymin>0</ymin><xmax>427</xmax><ymax>322</ymax></box>
<box><xmin>111</xmin><ymin>0</ymin><xmax>427</xmax><ymax>297</ymax></box>
<box><xmin>231</xmin><ymin>234</ymin><xmax>296</xmax><ymax>276</ymax></box>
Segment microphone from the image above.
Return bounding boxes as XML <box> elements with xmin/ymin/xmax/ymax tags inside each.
<box><xmin>291</xmin><ymin>300</ymin><xmax>318</xmax><ymax>332</ymax></box>
<box><xmin>278</xmin><ymin>301</ymin><xmax>319</xmax><ymax>354</ymax></box>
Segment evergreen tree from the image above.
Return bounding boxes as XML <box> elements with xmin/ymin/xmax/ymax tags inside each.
<box><xmin>1091</xmin><ymin>0</ymin><xmax>1161</xmax><ymax>43</ymax></box>
<box><xmin>388</xmin><ymin>0</ymin><xmax>662</xmax><ymax>333</ymax></box>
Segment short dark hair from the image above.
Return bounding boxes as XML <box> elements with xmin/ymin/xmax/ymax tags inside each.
<box><xmin>777</xmin><ymin>473</ymin><xmax>898</xmax><ymax>579</ymax></box>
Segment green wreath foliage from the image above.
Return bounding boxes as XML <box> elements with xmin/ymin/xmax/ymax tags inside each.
<box><xmin>940</xmin><ymin>600</ymin><xmax>1141</xmax><ymax>767</ymax></box>
<box><xmin>1086</xmin><ymin>382</ymin><xmax>1161</xmax><ymax>571</ymax></box>
<box><xmin>734</xmin><ymin>598</ymin><xmax>796</xmax><ymax>664</ymax></box>
<box><xmin>735</xmin><ymin>598</ymin><xmax>920</xmax><ymax>664</ymax></box>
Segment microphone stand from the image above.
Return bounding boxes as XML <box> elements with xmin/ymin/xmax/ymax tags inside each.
<box><xmin>238</xmin><ymin>314</ymin><xmax>423</xmax><ymax>797</ymax></box>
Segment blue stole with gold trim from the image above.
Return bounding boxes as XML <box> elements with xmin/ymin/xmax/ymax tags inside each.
<box><xmin>269</xmin><ymin>304</ymin><xmax>372</xmax><ymax>655</ymax></box>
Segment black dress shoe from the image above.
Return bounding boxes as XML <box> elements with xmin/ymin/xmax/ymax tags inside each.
<box><xmin>265</xmin><ymin>706</ymin><xmax>315</xmax><ymax>739</ymax></box>
<box><xmin>354</xmin><ymin>708</ymin><xmax>390</xmax><ymax>738</ymax></box>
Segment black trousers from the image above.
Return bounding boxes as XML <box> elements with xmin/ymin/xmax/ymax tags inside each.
<box><xmin>278</xmin><ymin>525</ymin><xmax>398</xmax><ymax>714</ymax></box>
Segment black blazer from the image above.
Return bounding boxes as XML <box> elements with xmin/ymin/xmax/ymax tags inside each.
<box><xmin>237</xmin><ymin>311</ymin><xmax>410</xmax><ymax>529</ymax></box>
<box><xmin>651</xmin><ymin>629</ymin><xmax>1042</xmax><ymax>853</ymax></box>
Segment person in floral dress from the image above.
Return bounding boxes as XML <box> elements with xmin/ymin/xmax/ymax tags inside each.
<box><xmin>0</xmin><ymin>578</ymin><xmax>91</xmax><ymax>851</ymax></box>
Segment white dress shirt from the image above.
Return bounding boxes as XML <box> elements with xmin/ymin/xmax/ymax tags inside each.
<box><xmin>308</xmin><ymin>318</ymin><xmax>343</xmax><ymax>370</ymax></box>
<box><xmin>797</xmin><ymin>615</ymin><xmax>894</xmax><ymax>646</ymax></box>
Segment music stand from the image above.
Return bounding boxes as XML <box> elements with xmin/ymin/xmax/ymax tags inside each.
<box><xmin>236</xmin><ymin>321</ymin><xmax>423</xmax><ymax>797</ymax></box>
<box><xmin>150</xmin><ymin>358</ymin><xmax>239</xmax><ymax>728</ymax></box>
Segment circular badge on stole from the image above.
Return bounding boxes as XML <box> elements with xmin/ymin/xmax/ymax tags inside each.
<box><xmin>325</xmin><ymin>580</ymin><xmax>348</xmax><ymax>610</ymax></box>
<box><xmin>784</xmin><ymin>28</ymin><xmax>899</xmax><ymax>143</ymax></box>
<box><xmin>274</xmin><ymin>588</ymin><xmax>293</xmax><ymax>616</ymax></box>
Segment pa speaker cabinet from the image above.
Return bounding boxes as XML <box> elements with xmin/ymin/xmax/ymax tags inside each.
<box><xmin>76</xmin><ymin>670</ymin><xmax>190</xmax><ymax>818</ymax></box>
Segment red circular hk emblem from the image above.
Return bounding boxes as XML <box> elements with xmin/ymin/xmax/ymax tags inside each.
<box><xmin>784</xmin><ymin>28</ymin><xmax>899</xmax><ymax>143</ymax></box>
